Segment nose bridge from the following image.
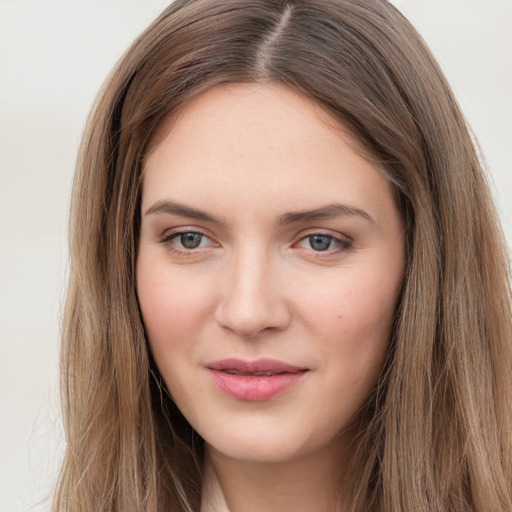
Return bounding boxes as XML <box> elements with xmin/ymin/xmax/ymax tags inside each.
<box><xmin>215</xmin><ymin>241</ymin><xmax>289</xmax><ymax>337</ymax></box>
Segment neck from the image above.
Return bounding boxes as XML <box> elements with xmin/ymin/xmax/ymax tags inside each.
<box><xmin>205</xmin><ymin>436</ymin><xmax>353</xmax><ymax>512</ymax></box>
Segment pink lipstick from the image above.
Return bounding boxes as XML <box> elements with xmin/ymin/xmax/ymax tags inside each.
<box><xmin>205</xmin><ymin>358</ymin><xmax>308</xmax><ymax>401</ymax></box>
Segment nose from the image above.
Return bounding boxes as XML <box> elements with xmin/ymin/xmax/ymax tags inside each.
<box><xmin>214</xmin><ymin>246</ymin><xmax>291</xmax><ymax>338</ymax></box>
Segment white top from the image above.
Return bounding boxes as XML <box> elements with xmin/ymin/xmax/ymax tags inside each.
<box><xmin>200</xmin><ymin>458</ymin><xmax>230</xmax><ymax>512</ymax></box>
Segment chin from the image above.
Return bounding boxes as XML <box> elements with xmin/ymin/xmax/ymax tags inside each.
<box><xmin>207</xmin><ymin>436</ymin><xmax>308</xmax><ymax>464</ymax></box>
<box><xmin>201</xmin><ymin>418</ymin><xmax>345</xmax><ymax>465</ymax></box>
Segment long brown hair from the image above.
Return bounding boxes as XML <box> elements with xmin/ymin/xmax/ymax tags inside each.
<box><xmin>53</xmin><ymin>1</ymin><xmax>512</xmax><ymax>511</ymax></box>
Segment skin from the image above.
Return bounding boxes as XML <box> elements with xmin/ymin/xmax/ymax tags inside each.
<box><xmin>137</xmin><ymin>83</ymin><xmax>406</xmax><ymax>512</ymax></box>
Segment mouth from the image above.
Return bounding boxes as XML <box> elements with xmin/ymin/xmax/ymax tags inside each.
<box><xmin>221</xmin><ymin>369</ymin><xmax>291</xmax><ymax>376</ymax></box>
<box><xmin>205</xmin><ymin>358</ymin><xmax>309</xmax><ymax>401</ymax></box>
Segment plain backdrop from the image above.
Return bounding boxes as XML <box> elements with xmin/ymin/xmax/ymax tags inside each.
<box><xmin>1</xmin><ymin>1</ymin><xmax>511</xmax><ymax>511</ymax></box>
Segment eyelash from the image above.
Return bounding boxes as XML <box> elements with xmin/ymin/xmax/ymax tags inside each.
<box><xmin>160</xmin><ymin>230</ymin><xmax>215</xmax><ymax>254</ymax></box>
<box><xmin>296</xmin><ymin>233</ymin><xmax>353</xmax><ymax>253</ymax></box>
<box><xmin>160</xmin><ymin>230</ymin><xmax>353</xmax><ymax>255</ymax></box>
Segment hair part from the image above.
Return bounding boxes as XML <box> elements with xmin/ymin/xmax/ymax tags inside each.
<box><xmin>54</xmin><ymin>1</ymin><xmax>512</xmax><ymax>511</ymax></box>
<box><xmin>254</xmin><ymin>2</ymin><xmax>293</xmax><ymax>76</ymax></box>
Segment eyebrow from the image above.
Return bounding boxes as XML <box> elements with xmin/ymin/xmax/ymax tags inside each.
<box><xmin>145</xmin><ymin>200</ymin><xmax>224</xmax><ymax>224</ymax></box>
<box><xmin>279</xmin><ymin>203</ymin><xmax>375</xmax><ymax>225</ymax></box>
<box><xmin>144</xmin><ymin>199</ymin><xmax>375</xmax><ymax>225</ymax></box>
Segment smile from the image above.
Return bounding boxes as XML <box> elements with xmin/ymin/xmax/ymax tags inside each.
<box><xmin>205</xmin><ymin>358</ymin><xmax>309</xmax><ymax>401</ymax></box>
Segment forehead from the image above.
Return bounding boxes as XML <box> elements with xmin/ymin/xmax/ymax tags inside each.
<box><xmin>147</xmin><ymin>82</ymin><xmax>358</xmax><ymax>162</ymax></box>
<box><xmin>142</xmin><ymin>83</ymin><xmax>396</xmax><ymax>222</ymax></box>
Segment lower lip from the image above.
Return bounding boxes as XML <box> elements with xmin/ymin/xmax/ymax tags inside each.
<box><xmin>207</xmin><ymin>369</ymin><xmax>308</xmax><ymax>401</ymax></box>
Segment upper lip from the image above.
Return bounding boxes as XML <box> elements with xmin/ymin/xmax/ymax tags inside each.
<box><xmin>205</xmin><ymin>358</ymin><xmax>307</xmax><ymax>374</ymax></box>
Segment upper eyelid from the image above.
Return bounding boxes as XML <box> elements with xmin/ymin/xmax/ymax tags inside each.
<box><xmin>295</xmin><ymin>228</ymin><xmax>352</xmax><ymax>242</ymax></box>
<box><xmin>160</xmin><ymin>231</ymin><xmax>212</xmax><ymax>250</ymax></box>
<box><xmin>160</xmin><ymin>230</ymin><xmax>219</xmax><ymax>254</ymax></box>
<box><xmin>296</xmin><ymin>234</ymin><xmax>349</xmax><ymax>246</ymax></box>
<box><xmin>160</xmin><ymin>226</ymin><xmax>213</xmax><ymax>240</ymax></box>
<box><xmin>293</xmin><ymin>230</ymin><xmax>353</xmax><ymax>252</ymax></box>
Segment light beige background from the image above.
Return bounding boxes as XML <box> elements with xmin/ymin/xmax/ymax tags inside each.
<box><xmin>1</xmin><ymin>1</ymin><xmax>511</xmax><ymax>511</ymax></box>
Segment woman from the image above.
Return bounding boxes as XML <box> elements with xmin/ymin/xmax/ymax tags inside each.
<box><xmin>53</xmin><ymin>1</ymin><xmax>512</xmax><ymax>511</ymax></box>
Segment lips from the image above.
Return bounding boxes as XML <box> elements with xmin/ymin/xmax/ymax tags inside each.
<box><xmin>205</xmin><ymin>358</ymin><xmax>308</xmax><ymax>401</ymax></box>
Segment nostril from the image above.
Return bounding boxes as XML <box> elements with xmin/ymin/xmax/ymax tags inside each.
<box><xmin>215</xmin><ymin>293</ymin><xmax>291</xmax><ymax>338</ymax></box>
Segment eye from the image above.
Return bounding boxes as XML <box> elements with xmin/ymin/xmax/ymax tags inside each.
<box><xmin>307</xmin><ymin>234</ymin><xmax>333</xmax><ymax>251</ymax></box>
<box><xmin>297</xmin><ymin>233</ymin><xmax>352</xmax><ymax>252</ymax></box>
<box><xmin>177</xmin><ymin>232</ymin><xmax>205</xmax><ymax>249</ymax></box>
<box><xmin>161</xmin><ymin>230</ymin><xmax>216</xmax><ymax>252</ymax></box>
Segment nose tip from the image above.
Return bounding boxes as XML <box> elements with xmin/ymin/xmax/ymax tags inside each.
<box><xmin>214</xmin><ymin>258</ymin><xmax>291</xmax><ymax>338</ymax></box>
<box><xmin>216</xmin><ymin>299</ymin><xmax>289</xmax><ymax>338</ymax></box>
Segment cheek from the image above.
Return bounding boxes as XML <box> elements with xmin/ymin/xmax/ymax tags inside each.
<box><xmin>136</xmin><ymin>260</ymin><xmax>215</xmax><ymax>360</ymax></box>
<box><xmin>298</xmin><ymin>265</ymin><xmax>401</xmax><ymax>381</ymax></box>
<box><xmin>305</xmin><ymin>268</ymin><xmax>399</xmax><ymax>336</ymax></box>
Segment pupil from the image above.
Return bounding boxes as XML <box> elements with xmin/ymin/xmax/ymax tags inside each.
<box><xmin>310</xmin><ymin>235</ymin><xmax>331</xmax><ymax>251</ymax></box>
<box><xmin>180</xmin><ymin>233</ymin><xmax>202</xmax><ymax>249</ymax></box>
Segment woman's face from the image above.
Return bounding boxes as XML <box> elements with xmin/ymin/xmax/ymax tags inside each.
<box><xmin>137</xmin><ymin>84</ymin><xmax>405</xmax><ymax>464</ymax></box>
